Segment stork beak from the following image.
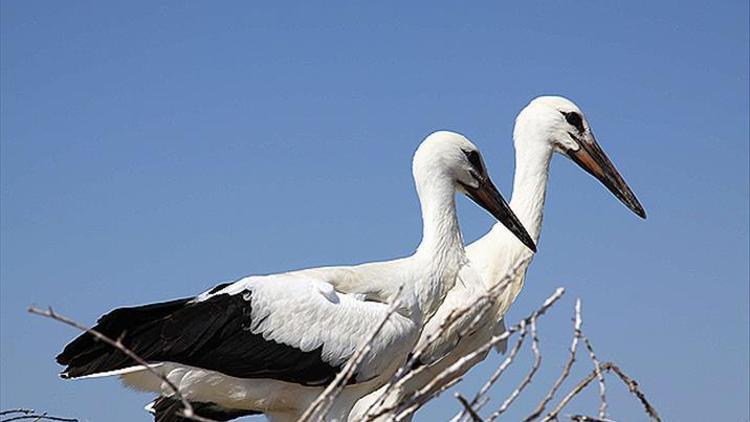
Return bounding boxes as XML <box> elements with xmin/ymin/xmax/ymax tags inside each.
<box><xmin>462</xmin><ymin>179</ymin><xmax>537</xmax><ymax>252</ymax></box>
<box><xmin>566</xmin><ymin>132</ymin><xmax>646</xmax><ymax>219</ymax></box>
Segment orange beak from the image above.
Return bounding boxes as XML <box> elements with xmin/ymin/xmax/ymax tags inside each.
<box><xmin>565</xmin><ymin>131</ymin><xmax>646</xmax><ymax>219</ymax></box>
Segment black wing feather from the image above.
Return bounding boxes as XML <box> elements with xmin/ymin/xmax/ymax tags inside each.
<box><xmin>57</xmin><ymin>290</ymin><xmax>341</xmax><ymax>386</ymax></box>
<box><xmin>56</xmin><ymin>298</ymin><xmax>192</xmax><ymax>369</ymax></box>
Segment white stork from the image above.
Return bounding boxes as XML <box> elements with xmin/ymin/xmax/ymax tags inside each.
<box><xmin>55</xmin><ymin>131</ymin><xmax>536</xmax><ymax>422</ymax></box>
<box><xmin>352</xmin><ymin>96</ymin><xmax>646</xmax><ymax>421</ymax></box>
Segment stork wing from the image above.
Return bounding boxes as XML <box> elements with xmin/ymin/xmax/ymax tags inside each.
<box><xmin>57</xmin><ymin>273</ymin><xmax>414</xmax><ymax>386</ymax></box>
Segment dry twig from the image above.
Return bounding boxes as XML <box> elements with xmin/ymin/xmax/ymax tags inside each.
<box><xmin>486</xmin><ymin>317</ymin><xmax>542</xmax><ymax>421</ymax></box>
<box><xmin>454</xmin><ymin>393</ymin><xmax>483</xmax><ymax>422</ymax></box>
<box><xmin>368</xmin><ymin>288</ymin><xmax>565</xmax><ymax>421</ymax></box>
<box><xmin>27</xmin><ymin>306</ymin><xmax>215</xmax><ymax>422</ymax></box>
<box><xmin>543</xmin><ymin>362</ymin><xmax>660</xmax><ymax>422</ymax></box>
<box><xmin>581</xmin><ymin>334</ymin><xmax>607</xmax><ymax>419</ymax></box>
<box><xmin>455</xmin><ymin>297</ymin><xmax>659</xmax><ymax>422</ymax></box>
<box><xmin>0</xmin><ymin>410</ymin><xmax>35</xmax><ymax>416</ymax></box>
<box><xmin>467</xmin><ymin>319</ymin><xmax>529</xmax><ymax>414</ymax></box>
<box><xmin>298</xmin><ymin>295</ymin><xmax>403</xmax><ymax>422</ymax></box>
<box><xmin>0</xmin><ymin>408</ymin><xmax>78</xmax><ymax>422</ymax></box>
<box><xmin>525</xmin><ymin>299</ymin><xmax>583</xmax><ymax>421</ymax></box>
<box><xmin>569</xmin><ymin>415</ymin><xmax>616</xmax><ymax>422</ymax></box>
<box><xmin>392</xmin><ymin>377</ymin><xmax>464</xmax><ymax>421</ymax></box>
<box><xmin>360</xmin><ymin>260</ymin><xmax>531</xmax><ymax>421</ymax></box>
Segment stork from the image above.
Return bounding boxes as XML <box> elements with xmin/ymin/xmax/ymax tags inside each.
<box><xmin>54</xmin><ymin>131</ymin><xmax>535</xmax><ymax>422</ymax></box>
<box><xmin>352</xmin><ymin>96</ymin><xmax>646</xmax><ymax>421</ymax></box>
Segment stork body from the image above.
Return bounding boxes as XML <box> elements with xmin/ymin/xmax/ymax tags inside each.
<box><xmin>55</xmin><ymin>131</ymin><xmax>535</xmax><ymax>422</ymax></box>
<box><xmin>352</xmin><ymin>97</ymin><xmax>645</xmax><ymax>421</ymax></box>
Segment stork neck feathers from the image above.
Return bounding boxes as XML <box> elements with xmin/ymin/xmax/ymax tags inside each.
<box><xmin>507</xmin><ymin>140</ymin><xmax>553</xmax><ymax>244</ymax></box>
<box><xmin>474</xmin><ymin>128</ymin><xmax>553</xmax><ymax>292</ymax></box>
<box><xmin>415</xmin><ymin>178</ymin><xmax>464</xmax><ymax>262</ymax></box>
<box><xmin>413</xmin><ymin>172</ymin><xmax>466</xmax><ymax>319</ymax></box>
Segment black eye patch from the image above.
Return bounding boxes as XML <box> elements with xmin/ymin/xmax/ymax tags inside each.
<box><xmin>463</xmin><ymin>149</ymin><xmax>485</xmax><ymax>176</ymax></box>
<box><xmin>562</xmin><ymin>111</ymin><xmax>585</xmax><ymax>133</ymax></box>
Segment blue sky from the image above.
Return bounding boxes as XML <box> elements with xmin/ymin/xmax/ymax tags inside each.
<box><xmin>1</xmin><ymin>1</ymin><xmax>747</xmax><ymax>421</ymax></box>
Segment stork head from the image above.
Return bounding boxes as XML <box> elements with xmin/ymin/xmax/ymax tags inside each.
<box><xmin>514</xmin><ymin>96</ymin><xmax>646</xmax><ymax>219</ymax></box>
<box><xmin>414</xmin><ymin>131</ymin><xmax>536</xmax><ymax>252</ymax></box>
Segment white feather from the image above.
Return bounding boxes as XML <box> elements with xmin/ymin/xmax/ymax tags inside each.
<box><xmin>352</xmin><ymin>96</ymin><xmax>641</xmax><ymax>421</ymax></box>
<box><xmin>75</xmin><ymin>131</ymin><xmax>508</xmax><ymax>422</ymax></box>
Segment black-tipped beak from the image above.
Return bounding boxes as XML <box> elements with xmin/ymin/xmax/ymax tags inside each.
<box><xmin>462</xmin><ymin>179</ymin><xmax>537</xmax><ymax>252</ymax></box>
<box><xmin>566</xmin><ymin>132</ymin><xmax>646</xmax><ymax>219</ymax></box>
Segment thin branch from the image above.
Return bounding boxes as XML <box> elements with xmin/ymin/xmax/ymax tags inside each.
<box><xmin>569</xmin><ymin>415</ymin><xmax>617</xmax><ymax>422</ymax></box>
<box><xmin>405</xmin><ymin>258</ymin><xmax>529</xmax><ymax>378</ymax></box>
<box><xmin>410</xmin><ymin>288</ymin><xmax>561</xmax><ymax>417</ymax></box>
<box><xmin>465</xmin><ymin>319</ymin><xmax>529</xmax><ymax>415</ymax></box>
<box><xmin>543</xmin><ymin>365</ymin><xmax>603</xmax><ymax>421</ymax></box>
<box><xmin>543</xmin><ymin>362</ymin><xmax>660</xmax><ymax>422</ymax></box>
<box><xmin>298</xmin><ymin>294</ymin><xmax>403</xmax><ymax>422</ymax></box>
<box><xmin>525</xmin><ymin>298</ymin><xmax>583</xmax><ymax>421</ymax></box>
<box><xmin>27</xmin><ymin>306</ymin><xmax>212</xmax><ymax>422</ymax></box>
<box><xmin>454</xmin><ymin>393</ymin><xmax>483</xmax><ymax>422</ymax></box>
<box><xmin>606</xmin><ymin>363</ymin><xmax>660</xmax><ymax>421</ymax></box>
<box><xmin>359</xmin><ymin>305</ymin><xmax>475</xmax><ymax>421</ymax></box>
<box><xmin>392</xmin><ymin>377</ymin><xmax>463</xmax><ymax>421</ymax></box>
<box><xmin>1</xmin><ymin>417</ymin><xmax>78</xmax><ymax>422</ymax></box>
<box><xmin>360</xmin><ymin>260</ymin><xmax>532</xmax><ymax>421</ymax></box>
<box><xmin>428</xmin><ymin>287</ymin><xmax>562</xmax><ymax>408</ymax></box>
<box><xmin>401</xmin><ymin>317</ymin><xmax>520</xmax><ymax>415</ymax></box>
<box><xmin>0</xmin><ymin>408</ymin><xmax>78</xmax><ymax>422</ymax></box>
<box><xmin>0</xmin><ymin>410</ymin><xmax>35</xmax><ymax>417</ymax></box>
<box><xmin>486</xmin><ymin>316</ymin><xmax>542</xmax><ymax>421</ymax></box>
<box><xmin>581</xmin><ymin>334</ymin><xmax>607</xmax><ymax>419</ymax></box>
<box><xmin>367</xmin><ymin>288</ymin><xmax>565</xmax><ymax>421</ymax></box>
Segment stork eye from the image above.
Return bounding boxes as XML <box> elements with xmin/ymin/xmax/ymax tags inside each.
<box><xmin>562</xmin><ymin>111</ymin><xmax>585</xmax><ymax>133</ymax></box>
<box><xmin>463</xmin><ymin>149</ymin><xmax>485</xmax><ymax>176</ymax></box>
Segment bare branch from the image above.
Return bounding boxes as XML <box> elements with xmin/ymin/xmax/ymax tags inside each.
<box><xmin>569</xmin><ymin>415</ymin><xmax>617</xmax><ymax>422</ymax></box>
<box><xmin>298</xmin><ymin>294</ymin><xmax>403</xmax><ymax>422</ymax></box>
<box><xmin>581</xmin><ymin>334</ymin><xmax>607</xmax><ymax>419</ymax></box>
<box><xmin>366</xmin><ymin>288</ymin><xmax>565</xmax><ymax>422</ymax></box>
<box><xmin>359</xmin><ymin>259</ymin><xmax>533</xmax><ymax>421</ymax></box>
<box><xmin>0</xmin><ymin>410</ymin><xmax>34</xmax><ymax>417</ymax></box>
<box><xmin>427</xmin><ymin>287</ymin><xmax>563</xmax><ymax>406</ymax></box>
<box><xmin>525</xmin><ymin>298</ymin><xmax>583</xmax><ymax>421</ymax></box>
<box><xmin>543</xmin><ymin>362</ymin><xmax>660</xmax><ymax>422</ymax></box>
<box><xmin>408</xmin><ymin>259</ymin><xmax>529</xmax><ymax>376</ymax></box>
<box><xmin>466</xmin><ymin>319</ymin><xmax>529</xmax><ymax>414</ymax></box>
<box><xmin>487</xmin><ymin>316</ymin><xmax>542</xmax><ymax>421</ymax></box>
<box><xmin>391</xmin><ymin>377</ymin><xmax>463</xmax><ymax>421</ymax></box>
<box><xmin>0</xmin><ymin>407</ymin><xmax>34</xmax><ymax>416</ymax></box>
<box><xmin>27</xmin><ymin>306</ymin><xmax>213</xmax><ymax>422</ymax></box>
<box><xmin>454</xmin><ymin>393</ymin><xmax>483</xmax><ymax>422</ymax></box>
<box><xmin>359</xmin><ymin>305</ymin><xmax>477</xmax><ymax>420</ymax></box>
<box><xmin>1</xmin><ymin>416</ymin><xmax>78</xmax><ymax>422</ymax></box>
<box><xmin>0</xmin><ymin>408</ymin><xmax>78</xmax><ymax>422</ymax></box>
<box><xmin>606</xmin><ymin>363</ymin><xmax>660</xmax><ymax>422</ymax></box>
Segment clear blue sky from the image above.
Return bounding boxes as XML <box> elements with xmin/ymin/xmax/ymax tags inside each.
<box><xmin>1</xmin><ymin>1</ymin><xmax>747</xmax><ymax>421</ymax></box>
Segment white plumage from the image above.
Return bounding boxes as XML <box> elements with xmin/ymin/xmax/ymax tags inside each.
<box><xmin>56</xmin><ymin>130</ymin><xmax>535</xmax><ymax>422</ymax></box>
<box><xmin>352</xmin><ymin>96</ymin><xmax>646</xmax><ymax>421</ymax></box>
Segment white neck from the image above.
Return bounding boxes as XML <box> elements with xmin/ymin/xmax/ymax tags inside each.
<box><xmin>507</xmin><ymin>143</ymin><xmax>553</xmax><ymax>243</ymax></box>
<box><xmin>468</xmin><ymin>141</ymin><xmax>553</xmax><ymax>290</ymax></box>
<box><xmin>412</xmin><ymin>178</ymin><xmax>466</xmax><ymax>319</ymax></box>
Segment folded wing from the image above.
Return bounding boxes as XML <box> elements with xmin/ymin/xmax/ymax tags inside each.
<box><xmin>57</xmin><ymin>273</ymin><xmax>414</xmax><ymax>387</ymax></box>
